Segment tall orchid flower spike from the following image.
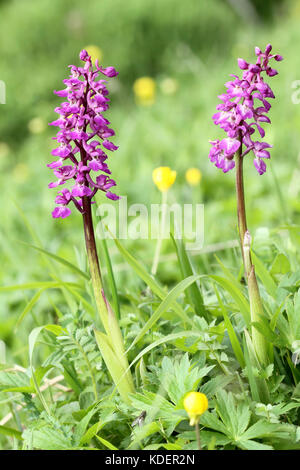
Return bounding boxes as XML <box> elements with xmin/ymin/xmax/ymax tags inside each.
<box><xmin>208</xmin><ymin>45</ymin><xmax>283</xmax><ymax>373</ymax></box>
<box><xmin>47</xmin><ymin>50</ymin><xmax>134</xmax><ymax>404</ymax></box>
<box><xmin>209</xmin><ymin>43</ymin><xmax>283</xmax><ymax>175</ymax></box>
<box><xmin>48</xmin><ymin>49</ymin><xmax>120</xmax><ymax>219</ymax></box>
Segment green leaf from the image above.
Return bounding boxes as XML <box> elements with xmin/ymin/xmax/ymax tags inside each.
<box><xmin>15</xmin><ymin>289</ymin><xmax>46</xmax><ymax>330</ymax></box>
<box><xmin>237</xmin><ymin>439</ymin><xmax>273</xmax><ymax>450</ymax></box>
<box><xmin>97</xmin><ymin>224</ymin><xmax>120</xmax><ymax>319</ymax></box>
<box><xmin>74</xmin><ymin>406</ymin><xmax>99</xmax><ymax>446</ymax></box>
<box><xmin>17</xmin><ymin>241</ymin><xmax>89</xmax><ymax>280</ymax></box>
<box><xmin>252</xmin><ymin>251</ymin><xmax>277</xmax><ymax>298</ymax></box>
<box><xmin>214</xmin><ymin>285</ymin><xmax>245</xmax><ymax>368</ymax></box>
<box><xmin>94</xmin><ymin>330</ymin><xmax>133</xmax><ymax>404</ymax></box>
<box><xmin>0</xmin><ymin>281</ymin><xmax>80</xmax><ymax>292</ymax></box>
<box><xmin>0</xmin><ymin>425</ymin><xmax>23</xmax><ymax>440</ymax></box>
<box><xmin>80</xmin><ymin>421</ymin><xmax>102</xmax><ymax>445</ymax></box>
<box><xmin>158</xmin><ymin>353</ymin><xmax>214</xmax><ymax>404</ymax></box>
<box><xmin>96</xmin><ymin>435</ymin><xmax>118</xmax><ymax>450</ymax></box>
<box><xmin>215</xmin><ymin>255</ymin><xmax>243</xmax><ymax>290</ymax></box>
<box><xmin>0</xmin><ymin>370</ymin><xmax>32</xmax><ymax>393</ymax></box>
<box><xmin>63</xmin><ymin>284</ymin><xmax>95</xmax><ymax>316</ymax></box>
<box><xmin>28</xmin><ymin>325</ymin><xmax>63</xmax><ymax>415</ymax></box>
<box><xmin>129</xmin><ymin>422</ymin><xmax>161</xmax><ymax>448</ymax></box>
<box><xmin>127</xmin><ymin>331</ymin><xmax>201</xmax><ymax>372</ymax></box>
<box><xmin>113</xmin><ymin>236</ymin><xmax>193</xmax><ymax>325</ymax></box>
<box><xmin>171</xmin><ymin>234</ymin><xmax>207</xmax><ymax>319</ymax></box>
<box><xmin>22</xmin><ymin>426</ymin><xmax>72</xmax><ymax>450</ymax></box>
<box><xmin>243</xmin><ymin>331</ymin><xmax>270</xmax><ymax>404</ymax></box>
<box><xmin>210</xmin><ymin>275</ymin><xmax>250</xmax><ymax>325</ymax></box>
<box><xmin>243</xmin><ymin>332</ymin><xmax>260</xmax><ymax>403</ymax></box>
<box><xmin>270</xmin><ymin>253</ymin><xmax>291</xmax><ymax>276</ymax></box>
<box><xmin>127</xmin><ymin>275</ymin><xmax>203</xmax><ymax>352</ymax></box>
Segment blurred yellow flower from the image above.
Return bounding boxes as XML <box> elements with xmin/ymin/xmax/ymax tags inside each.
<box><xmin>84</xmin><ymin>45</ymin><xmax>103</xmax><ymax>64</ymax></box>
<box><xmin>185</xmin><ymin>168</ymin><xmax>202</xmax><ymax>186</ymax></box>
<box><xmin>152</xmin><ymin>166</ymin><xmax>176</xmax><ymax>192</ymax></box>
<box><xmin>160</xmin><ymin>77</ymin><xmax>178</xmax><ymax>95</ymax></box>
<box><xmin>28</xmin><ymin>117</ymin><xmax>46</xmax><ymax>135</ymax></box>
<box><xmin>183</xmin><ymin>392</ymin><xmax>208</xmax><ymax>425</ymax></box>
<box><xmin>12</xmin><ymin>163</ymin><xmax>30</xmax><ymax>183</ymax></box>
<box><xmin>133</xmin><ymin>77</ymin><xmax>156</xmax><ymax>105</ymax></box>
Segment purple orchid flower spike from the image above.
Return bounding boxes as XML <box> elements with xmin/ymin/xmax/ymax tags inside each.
<box><xmin>48</xmin><ymin>49</ymin><xmax>120</xmax><ymax>218</ymax></box>
<box><xmin>209</xmin><ymin>45</ymin><xmax>283</xmax><ymax>369</ymax></box>
<box><xmin>209</xmin><ymin>44</ymin><xmax>283</xmax><ymax>175</ymax></box>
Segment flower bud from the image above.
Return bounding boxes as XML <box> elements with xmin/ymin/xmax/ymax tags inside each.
<box><xmin>183</xmin><ymin>392</ymin><xmax>208</xmax><ymax>425</ymax></box>
<box><xmin>185</xmin><ymin>168</ymin><xmax>202</xmax><ymax>186</ymax></box>
<box><xmin>152</xmin><ymin>166</ymin><xmax>176</xmax><ymax>192</ymax></box>
<box><xmin>237</xmin><ymin>58</ymin><xmax>248</xmax><ymax>70</ymax></box>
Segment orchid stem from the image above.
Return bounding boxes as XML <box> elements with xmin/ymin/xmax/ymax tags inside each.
<box><xmin>82</xmin><ymin>196</ymin><xmax>110</xmax><ymax>332</ymax></box>
<box><xmin>82</xmin><ymin>196</ymin><xmax>135</xmax><ymax>400</ymax></box>
<box><xmin>235</xmin><ymin>140</ymin><xmax>269</xmax><ymax>366</ymax></box>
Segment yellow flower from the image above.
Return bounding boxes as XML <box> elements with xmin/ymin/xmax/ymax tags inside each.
<box><xmin>185</xmin><ymin>168</ymin><xmax>202</xmax><ymax>186</ymax></box>
<box><xmin>84</xmin><ymin>45</ymin><xmax>103</xmax><ymax>64</ymax></box>
<box><xmin>183</xmin><ymin>392</ymin><xmax>208</xmax><ymax>425</ymax></box>
<box><xmin>133</xmin><ymin>77</ymin><xmax>156</xmax><ymax>105</ymax></box>
<box><xmin>152</xmin><ymin>166</ymin><xmax>176</xmax><ymax>192</ymax></box>
<box><xmin>28</xmin><ymin>117</ymin><xmax>46</xmax><ymax>135</ymax></box>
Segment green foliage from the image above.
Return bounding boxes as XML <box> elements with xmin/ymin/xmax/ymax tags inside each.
<box><xmin>0</xmin><ymin>0</ymin><xmax>299</xmax><ymax>452</ymax></box>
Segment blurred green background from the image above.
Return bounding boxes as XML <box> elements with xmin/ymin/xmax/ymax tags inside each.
<box><xmin>0</xmin><ymin>0</ymin><xmax>300</xmax><ymax>364</ymax></box>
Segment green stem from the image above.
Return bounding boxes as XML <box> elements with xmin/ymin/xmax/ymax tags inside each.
<box><xmin>82</xmin><ymin>197</ymin><xmax>109</xmax><ymax>331</ymax></box>
<box><xmin>235</xmin><ymin>143</ymin><xmax>269</xmax><ymax>366</ymax></box>
<box><xmin>151</xmin><ymin>190</ymin><xmax>168</xmax><ymax>276</ymax></box>
<box><xmin>195</xmin><ymin>421</ymin><xmax>202</xmax><ymax>450</ymax></box>
<box><xmin>235</xmin><ymin>144</ymin><xmax>248</xmax><ymax>259</ymax></box>
<box><xmin>82</xmin><ymin>196</ymin><xmax>135</xmax><ymax>397</ymax></box>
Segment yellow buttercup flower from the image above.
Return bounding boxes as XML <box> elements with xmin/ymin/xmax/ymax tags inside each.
<box><xmin>185</xmin><ymin>168</ymin><xmax>202</xmax><ymax>186</ymax></box>
<box><xmin>183</xmin><ymin>392</ymin><xmax>208</xmax><ymax>425</ymax></box>
<box><xmin>133</xmin><ymin>77</ymin><xmax>156</xmax><ymax>105</ymax></box>
<box><xmin>84</xmin><ymin>45</ymin><xmax>103</xmax><ymax>64</ymax></box>
<box><xmin>152</xmin><ymin>167</ymin><xmax>176</xmax><ymax>192</ymax></box>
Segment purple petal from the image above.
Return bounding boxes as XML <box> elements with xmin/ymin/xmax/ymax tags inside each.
<box><xmin>220</xmin><ymin>137</ymin><xmax>241</xmax><ymax>155</ymax></box>
<box><xmin>106</xmin><ymin>192</ymin><xmax>120</xmax><ymax>200</ymax></box>
<box><xmin>99</xmin><ymin>66</ymin><xmax>118</xmax><ymax>77</ymax></box>
<box><xmin>72</xmin><ymin>184</ymin><xmax>92</xmax><ymax>197</ymax></box>
<box><xmin>237</xmin><ymin>58</ymin><xmax>248</xmax><ymax>70</ymax></box>
<box><xmin>102</xmin><ymin>140</ymin><xmax>119</xmax><ymax>151</ymax></box>
<box><xmin>254</xmin><ymin>158</ymin><xmax>266</xmax><ymax>175</ymax></box>
<box><xmin>52</xmin><ymin>206</ymin><xmax>71</xmax><ymax>218</ymax></box>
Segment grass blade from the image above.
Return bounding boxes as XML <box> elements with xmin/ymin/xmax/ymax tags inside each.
<box><xmin>171</xmin><ymin>233</ymin><xmax>208</xmax><ymax>319</ymax></box>
<box><xmin>210</xmin><ymin>275</ymin><xmax>250</xmax><ymax>325</ymax></box>
<box><xmin>127</xmin><ymin>274</ymin><xmax>204</xmax><ymax>352</ymax></box>
<box><xmin>214</xmin><ymin>285</ymin><xmax>245</xmax><ymax>368</ymax></box>
<box><xmin>251</xmin><ymin>251</ymin><xmax>277</xmax><ymax>299</ymax></box>
<box><xmin>0</xmin><ymin>281</ymin><xmax>81</xmax><ymax>292</ymax></box>
<box><xmin>97</xmin><ymin>230</ymin><xmax>120</xmax><ymax>319</ymax></box>
<box><xmin>113</xmin><ymin>237</ymin><xmax>193</xmax><ymax>325</ymax></box>
<box><xmin>17</xmin><ymin>241</ymin><xmax>89</xmax><ymax>280</ymax></box>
